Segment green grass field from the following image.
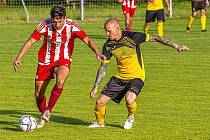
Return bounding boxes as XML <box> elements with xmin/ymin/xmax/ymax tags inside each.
<box><xmin>0</xmin><ymin>15</ymin><xmax>210</xmax><ymax>139</ymax></box>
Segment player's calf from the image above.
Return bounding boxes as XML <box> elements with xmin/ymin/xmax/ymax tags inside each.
<box><xmin>186</xmin><ymin>26</ymin><xmax>190</xmax><ymax>32</ymax></box>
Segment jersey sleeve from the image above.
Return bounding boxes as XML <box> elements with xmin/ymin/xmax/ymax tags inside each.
<box><xmin>31</xmin><ymin>30</ymin><xmax>42</xmax><ymax>40</ymax></box>
<box><xmin>102</xmin><ymin>42</ymin><xmax>112</xmax><ymax>62</ymax></box>
<box><xmin>127</xmin><ymin>32</ymin><xmax>148</xmax><ymax>45</ymax></box>
<box><xmin>71</xmin><ymin>21</ymin><xmax>87</xmax><ymax>40</ymax></box>
<box><xmin>31</xmin><ymin>21</ymin><xmax>47</xmax><ymax>41</ymax></box>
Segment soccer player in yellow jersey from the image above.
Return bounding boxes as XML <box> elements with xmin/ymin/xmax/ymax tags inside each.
<box><xmin>144</xmin><ymin>0</ymin><xmax>170</xmax><ymax>36</ymax></box>
<box><xmin>186</xmin><ymin>0</ymin><xmax>209</xmax><ymax>32</ymax></box>
<box><xmin>88</xmin><ymin>18</ymin><xmax>189</xmax><ymax>129</ymax></box>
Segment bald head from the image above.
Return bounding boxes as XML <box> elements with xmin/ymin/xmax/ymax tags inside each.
<box><xmin>104</xmin><ymin>18</ymin><xmax>122</xmax><ymax>40</ymax></box>
<box><xmin>104</xmin><ymin>18</ymin><xmax>121</xmax><ymax>29</ymax></box>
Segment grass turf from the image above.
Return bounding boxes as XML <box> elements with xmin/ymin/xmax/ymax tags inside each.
<box><xmin>0</xmin><ymin>15</ymin><xmax>210</xmax><ymax>139</ymax></box>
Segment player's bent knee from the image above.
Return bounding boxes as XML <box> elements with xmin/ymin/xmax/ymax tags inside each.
<box><xmin>125</xmin><ymin>93</ymin><xmax>137</xmax><ymax>104</ymax></box>
<box><xmin>34</xmin><ymin>92</ymin><xmax>44</xmax><ymax>100</ymax></box>
<box><xmin>125</xmin><ymin>95</ymin><xmax>136</xmax><ymax>105</ymax></box>
<box><xmin>96</xmin><ymin>99</ymin><xmax>106</xmax><ymax>106</ymax></box>
<box><xmin>56</xmin><ymin>80</ymin><xmax>65</xmax><ymax>88</ymax></box>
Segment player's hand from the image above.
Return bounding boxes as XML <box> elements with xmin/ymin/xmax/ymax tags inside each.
<box><xmin>118</xmin><ymin>0</ymin><xmax>123</xmax><ymax>4</ymax></box>
<box><xmin>13</xmin><ymin>59</ymin><xmax>21</xmax><ymax>71</ymax></box>
<box><xmin>206</xmin><ymin>1</ymin><xmax>209</xmax><ymax>7</ymax></box>
<box><xmin>176</xmin><ymin>45</ymin><xmax>190</xmax><ymax>52</ymax></box>
<box><xmin>90</xmin><ymin>87</ymin><xmax>97</xmax><ymax>98</ymax></box>
<box><xmin>96</xmin><ymin>53</ymin><xmax>106</xmax><ymax>61</ymax></box>
<box><xmin>167</xmin><ymin>8</ymin><xmax>170</xmax><ymax>16</ymax></box>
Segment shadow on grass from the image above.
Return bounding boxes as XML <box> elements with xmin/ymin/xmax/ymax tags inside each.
<box><xmin>0</xmin><ymin>110</ymin><xmax>122</xmax><ymax>131</ymax></box>
<box><xmin>1</xmin><ymin>126</ymin><xmax>22</xmax><ymax>132</ymax></box>
<box><xmin>106</xmin><ymin>123</ymin><xmax>123</xmax><ymax>129</ymax></box>
<box><xmin>0</xmin><ymin>120</ymin><xmax>22</xmax><ymax>132</ymax></box>
<box><xmin>0</xmin><ymin>109</ymin><xmax>88</xmax><ymax>131</ymax></box>
<box><xmin>51</xmin><ymin>115</ymin><xmax>88</xmax><ymax>126</ymax></box>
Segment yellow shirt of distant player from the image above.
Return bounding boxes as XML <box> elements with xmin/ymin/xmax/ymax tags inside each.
<box><xmin>147</xmin><ymin>0</ymin><xmax>164</xmax><ymax>10</ymax></box>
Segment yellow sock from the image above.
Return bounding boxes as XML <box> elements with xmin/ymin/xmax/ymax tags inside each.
<box><xmin>157</xmin><ymin>22</ymin><xmax>163</xmax><ymax>37</ymax></box>
<box><xmin>126</xmin><ymin>102</ymin><xmax>137</xmax><ymax>117</ymax></box>
<box><xmin>144</xmin><ymin>24</ymin><xmax>150</xmax><ymax>34</ymax></box>
<box><xmin>94</xmin><ymin>104</ymin><xmax>106</xmax><ymax>124</ymax></box>
<box><xmin>187</xmin><ymin>16</ymin><xmax>195</xmax><ymax>28</ymax></box>
<box><xmin>201</xmin><ymin>15</ymin><xmax>206</xmax><ymax>30</ymax></box>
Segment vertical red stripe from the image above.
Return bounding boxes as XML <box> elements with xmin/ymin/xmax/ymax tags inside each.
<box><xmin>60</xmin><ymin>27</ymin><xmax>67</xmax><ymax>59</ymax></box>
<box><xmin>38</xmin><ymin>26</ymin><xmax>48</xmax><ymax>63</ymax></box>
<box><xmin>50</xmin><ymin>28</ymin><xmax>56</xmax><ymax>63</ymax></box>
<box><xmin>68</xmin><ymin>25</ymin><xmax>74</xmax><ymax>58</ymax></box>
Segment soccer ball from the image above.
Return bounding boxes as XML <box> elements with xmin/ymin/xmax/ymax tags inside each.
<box><xmin>19</xmin><ymin>115</ymin><xmax>37</xmax><ymax>132</ymax></box>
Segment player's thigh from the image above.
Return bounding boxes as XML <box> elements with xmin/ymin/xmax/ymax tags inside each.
<box><xmin>192</xmin><ymin>1</ymin><xmax>201</xmax><ymax>13</ymax></box>
<box><xmin>36</xmin><ymin>64</ymin><xmax>55</xmax><ymax>81</ymax></box>
<box><xmin>157</xmin><ymin>9</ymin><xmax>165</xmax><ymax>22</ymax></box>
<box><xmin>101</xmin><ymin>76</ymin><xmax>128</xmax><ymax>104</ymax></box>
<box><xmin>122</xmin><ymin>5</ymin><xmax>129</xmax><ymax>15</ymax></box>
<box><xmin>145</xmin><ymin>10</ymin><xmax>156</xmax><ymax>23</ymax></box>
<box><xmin>199</xmin><ymin>1</ymin><xmax>206</xmax><ymax>11</ymax></box>
<box><xmin>55</xmin><ymin>65</ymin><xmax>70</xmax><ymax>85</ymax></box>
<box><xmin>129</xmin><ymin>8</ymin><xmax>136</xmax><ymax>17</ymax></box>
<box><xmin>125</xmin><ymin>78</ymin><xmax>144</xmax><ymax>104</ymax></box>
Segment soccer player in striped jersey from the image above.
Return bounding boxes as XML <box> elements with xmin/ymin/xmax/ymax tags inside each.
<box><xmin>144</xmin><ymin>0</ymin><xmax>170</xmax><ymax>37</ymax></box>
<box><xmin>88</xmin><ymin>18</ymin><xmax>189</xmax><ymax>129</ymax></box>
<box><xmin>118</xmin><ymin>0</ymin><xmax>137</xmax><ymax>31</ymax></box>
<box><xmin>13</xmin><ymin>5</ymin><xmax>104</xmax><ymax>129</ymax></box>
<box><xmin>186</xmin><ymin>0</ymin><xmax>209</xmax><ymax>32</ymax></box>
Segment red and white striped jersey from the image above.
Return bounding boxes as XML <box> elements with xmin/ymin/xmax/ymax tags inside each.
<box><xmin>31</xmin><ymin>18</ymin><xmax>87</xmax><ymax>65</ymax></box>
<box><xmin>122</xmin><ymin>0</ymin><xmax>137</xmax><ymax>8</ymax></box>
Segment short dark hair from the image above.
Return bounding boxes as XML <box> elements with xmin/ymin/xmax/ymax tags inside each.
<box><xmin>50</xmin><ymin>5</ymin><xmax>66</xmax><ymax>18</ymax></box>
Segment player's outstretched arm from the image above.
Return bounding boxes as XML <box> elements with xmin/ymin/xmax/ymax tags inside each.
<box><xmin>118</xmin><ymin>0</ymin><xmax>123</xmax><ymax>4</ymax></box>
<box><xmin>82</xmin><ymin>36</ymin><xmax>106</xmax><ymax>61</ymax></box>
<box><xmin>149</xmin><ymin>35</ymin><xmax>190</xmax><ymax>52</ymax></box>
<box><xmin>90</xmin><ymin>62</ymin><xmax>108</xmax><ymax>98</ymax></box>
<box><xmin>13</xmin><ymin>37</ymin><xmax>37</xmax><ymax>71</ymax></box>
<box><xmin>206</xmin><ymin>0</ymin><xmax>209</xmax><ymax>7</ymax></box>
<box><xmin>165</xmin><ymin>0</ymin><xmax>170</xmax><ymax>13</ymax></box>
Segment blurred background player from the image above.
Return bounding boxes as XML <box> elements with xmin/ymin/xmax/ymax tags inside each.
<box><xmin>186</xmin><ymin>0</ymin><xmax>209</xmax><ymax>32</ymax></box>
<box><xmin>13</xmin><ymin>5</ymin><xmax>104</xmax><ymax>129</ymax></box>
<box><xmin>88</xmin><ymin>18</ymin><xmax>189</xmax><ymax>129</ymax></box>
<box><xmin>144</xmin><ymin>0</ymin><xmax>170</xmax><ymax>37</ymax></box>
<box><xmin>118</xmin><ymin>0</ymin><xmax>137</xmax><ymax>31</ymax></box>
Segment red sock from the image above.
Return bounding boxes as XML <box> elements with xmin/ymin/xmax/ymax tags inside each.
<box><xmin>36</xmin><ymin>96</ymin><xmax>46</xmax><ymax>113</ymax></box>
<box><xmin>47</xmin><ymin>86</ymin><xmax>63</xmax><ymax>112</ymax></box>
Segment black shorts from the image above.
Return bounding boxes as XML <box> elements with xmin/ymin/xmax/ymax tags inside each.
<box><xmin>101</xmin><ymin>76</ymin><xmax>144</xmax><ymax>103</ymax></box>
<box><xmin>192</xmin><ymin>1</ymin><xmax>206</xmax><ymax>12</ymax></box>
<box><xmin>145</xmin><ymin>9</ymin><xmax>165</xmax><ymax>23</ymax></box>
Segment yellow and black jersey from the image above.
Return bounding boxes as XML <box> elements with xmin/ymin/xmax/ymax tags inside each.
<box><xmin>102</xmin><ymin>31</ymin><xmax>150</xmax><ymax>81</ymax></box>
<box><xmin>147</xmin><ymin>0</ymin><xmax>164</xmax><ymax>11</ymax></box>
